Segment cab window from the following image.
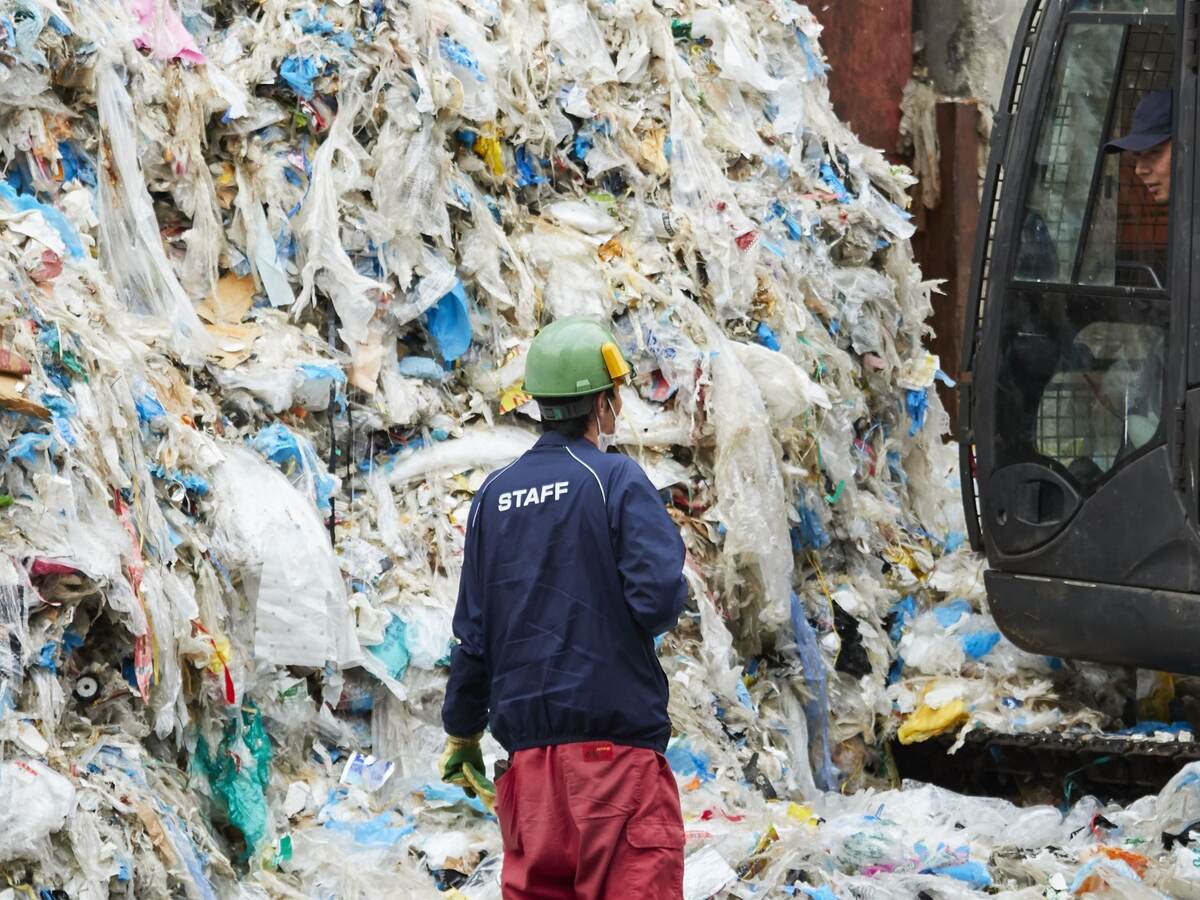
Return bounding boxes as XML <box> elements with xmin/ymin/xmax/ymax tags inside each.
<box><xmin>997</xmin><ymin>10</ymin><xmax>1175</xmax><ymax>492</ymax></box>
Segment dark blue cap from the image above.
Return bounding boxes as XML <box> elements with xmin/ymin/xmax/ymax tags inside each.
<box><xmin>1105</xmin><ymin>89</ymin><xmax>1173</xmax><ymax>154</ymax></box>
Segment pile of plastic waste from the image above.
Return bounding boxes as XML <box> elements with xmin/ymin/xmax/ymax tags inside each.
<box><xmin>0</xmin><ymin>0</ymin><xmax>1177</xmax><ymax>895</ymax></box>
<box><xmin>460</xmin><ymin>762</ymin><xmax>1200</xmax><ymax>899</ymax></box>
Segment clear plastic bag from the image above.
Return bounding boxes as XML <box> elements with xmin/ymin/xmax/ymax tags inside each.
<box><xmin>95</xmin><ymin>64</ymin><xmax>211</xmax><ymax>363</ymax></box>
<box><xmin>0</xmin><ymin>758</ymin><xmax>75</xmax><ymax>861</ymax></box>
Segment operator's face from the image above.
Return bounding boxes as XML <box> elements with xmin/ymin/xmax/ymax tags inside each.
<box><xmin>1133</xmin><ymin>139</ymin><xmax>1172</xmax><ymax>204</ymax></box>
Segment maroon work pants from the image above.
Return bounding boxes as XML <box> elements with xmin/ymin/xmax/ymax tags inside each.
<box><xmin>495</xmin><ymin>741</ymin><xmax>685</xmax><ymax>899</ymax></box>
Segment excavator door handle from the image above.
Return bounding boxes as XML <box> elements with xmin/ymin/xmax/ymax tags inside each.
<box><xmin>987</xmin><ymin>464</ymin><xmax>1082</xmax><ymax>555</ymax></box>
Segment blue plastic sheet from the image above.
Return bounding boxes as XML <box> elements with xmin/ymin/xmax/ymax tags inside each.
<box><xmin>960</xmin><ymin>630</ymin><xmax>1001</xmax><ymax>660</ymax></box>
<box><xmin>424</xmin><ymin>282</ymin><xmax>473</xmax><ymax>362</ymax></box>
<box><xmin>793</xmin><ymin>503</ymin><xmax>830</xmax><ymax>551</ymax></box>
<box><xmin>150</xmin><ymin>465</ymin><xmax>211</xmax><ymax>496</ymax></box>
<box><xmin>439</xmin><ymin>36</ymin><xmax>485</xmax><ymax>81</ymax></box>
<box><xmin>292</xmin><ymin>9</ymin><xmax>333</xmax><ymax>34</ymax></box>
<box><xmin>924</xmin><ymin>861</ymin><xmax>992</xmax><ymax>888</ymax></box>
<box><xmin>573</xmin><ymin>128</ymin><xmax>594</xmax><ymax>161</ymax></box>
<box><xmin>161</xmin><ymin>812</ymin><xmax>219</xmax><ymax>900</ymax></box>
<box><xmin>279</xmin><ymin>56</ymin><xmax>323</xmax><ymax>98</ymax></box>
<box><xmin>6</xmin><ymin>432</ymin><xmax>52</xmax><ymax>463</ymax></box>
<box><xmin>755</xmin><ymin>321</ymin><xmax>781</xmax><ymax>351</ymax></box>
<box><xmin>515</xmin><ymin>146</ymin><xmax>548</xmax><ymax>188</ymax></box>
<box><xmin>249</xmin><ymin>422</ymin><xmax>337</xmax><ymax>512</ymax></box>
<box><xmin>1117</xmin><ymin>720</ymin><xmax>1193</xmax><ymax>736</ymax></box>
<box><xmin>420</xmin><ymin>783</ymin><xmax>489</xmax><ymax>814</ymax></box>
<box><xmin>36</xmin><ymin>641</ymin><xmax>57</xmax><ymax>671</ymax></box>
<box><xmin>664</xmin><ymin>737</ymin><xmax>714</xmax><ymax>782</ymax></box>
<box><xmin>770</xmin><ymin>200</ymin><xmax>803</xmax><ymax>240</ymax></box>
<box><xmin>789</xmin><ymin>593</ymin><xmax>840</xmax><ymax>791</ymax></box>
<box><xmin>41</xmin><ymin>393</ymin><xmax>76</xmax><ymax>447</ymax></box>
<box><xmin>0</xmin><ymin>181</ymin><xmax>83</xmax><ymax>258</ymax></box>
<box><xmin>906</xmin><ymin>388</ymin><xmax>928</xmax><ymax>435</ymax></box>
<box><xmin>888</xmin><ymin>595</ymin><xmax>917</xmax><ymax>642</ymax></box>
<box><xmin>58</xmin><ymin>141</ymin><xmax>96</xmax><ymax>187</ymax></box>
<box><xmin>134</xmin><ymin>388</ymin><xmax>167</xmax><ymax>425</ymax></box>
<box><xmin>795</xmin><ymin>29</ymin><xmax>829</xmax><ymax>79</ymax></box>
<box><xmin>323</xmin><ymin>812</ymin><xmax>416</xmax><ymax>846</ymax></box>
<box><xmin>290</xmin><ymin>8</ymin><xmax>351</xmax><ymax>45</ymax></box>
<box><xmin>819</xmin><ymin>162</ymin><xmax>851</xmax><ymax>202</ymax></box>
<box><xmin>933</xmin><ymin>598</ymin><xmax>972</xmax><ymax>628</ymax></box>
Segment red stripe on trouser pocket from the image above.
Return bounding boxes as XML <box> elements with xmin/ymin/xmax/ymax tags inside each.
<box><xmin>495</xmin><ymin>742</ymin><xmax>684</xmax><ymax>900</ymax></box>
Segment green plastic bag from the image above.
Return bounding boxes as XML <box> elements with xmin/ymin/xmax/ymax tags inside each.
<box><xmin>195</xmin><ymin>705</ymin><xmax>273</xmax><ymax>858</ymax></box>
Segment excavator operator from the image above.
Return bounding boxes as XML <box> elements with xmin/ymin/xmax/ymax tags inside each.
<box><xmin>1106</xmin><ymin>88</ymin><xmax>1173</xmax><ymax>205</ymax></box>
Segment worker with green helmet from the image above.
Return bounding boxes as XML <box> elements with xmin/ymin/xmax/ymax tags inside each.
<box><xmin>441</xmin><ymin>316</ymin><xmax>688</xmax><ymax>898</ymax></box>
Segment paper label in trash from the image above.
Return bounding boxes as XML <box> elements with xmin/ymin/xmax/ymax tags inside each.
<box><xmin>340</xmin><ymin>752</ymin><xmax>396</xmax><ymax>792</ymax></box>
<box><xmin>683</xmin><ymin>846</ymin><xmax>737</xmax><ymax>900</ymax></box>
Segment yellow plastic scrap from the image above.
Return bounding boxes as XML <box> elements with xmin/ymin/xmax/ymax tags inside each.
<box><xmin>499</xmin><ymin>382</ymin><xmax>533</xmax><ymax>414</ymax></box>
<box><xmin>898</xmin><ymin>699</ymin><xmax>968</xmax><ymax>745</ymax></box>
<box><xmin>1138</xmin><ymin>671</ymin><xmax>1175</xmax><ymax>723</ymax></box>
<box><xmin>638</xmin><ymin>126</ymin><xmax>669</xmax><ymax>176</ymax></box>
<box><xmin>206</xmin><ymin>633</ymin><xmax>233</xmax><ymax>676</ymax></box>
<box><xmin>751</xmin><ymin>824</ymin><xmax>779</xmax><ymax>855</ymax></box>
<box><xmin>598</xmin><ymin>236</ymin><xmax>624</xmax><ymax>261</ymax></box>
<box><xmin>883</xmin><ymin>544</ymin><xmax>926</xmax><ymax>578</ymax></box>
<box><xmin>474</xmin><ymin>124</ymin><xmax>506</xmax><ymax>176</ymax></box>
<box><xmin>786</xmin><ymin>803</ymin><xmax>820</xmax><ymax>829</ymax></box>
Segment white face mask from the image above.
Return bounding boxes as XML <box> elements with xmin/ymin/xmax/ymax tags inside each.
<box><xmin>597</xmin><ymin>396</ymin><xmax>618</xmax><ymax>452</ymax></box>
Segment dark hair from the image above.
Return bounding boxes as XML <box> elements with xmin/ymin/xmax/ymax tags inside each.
<box><xmin>538</xmin><ymin>389</ymin><xmax>611</xmax><ymax>439</ymax></box>
<box><xmin>540</xmin><ymin>414</ymin><xmax>591</xmax><ymax>439</ymax></box>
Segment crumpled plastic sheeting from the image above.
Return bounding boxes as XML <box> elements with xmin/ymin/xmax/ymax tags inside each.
<box><xmin>0</xmin><ymin>0</ymin><xmax>1150</xmax><ymax>895</ymax></box>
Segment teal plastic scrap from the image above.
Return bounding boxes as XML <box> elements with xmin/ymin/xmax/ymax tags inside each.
<box><xmin>367</xmin><ymin>614</ymin><xmax>410</xmax><ymax>681</ymax></box>
<box><xmin>195</xmin><ymin>705</ymin><xmax>273</xmax><ymax>858</ymax></box>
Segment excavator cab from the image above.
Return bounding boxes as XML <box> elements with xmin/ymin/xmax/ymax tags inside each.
<box><xmin>961</xmin><ymin>0</ymin><xmax>1200</xmax><ymax>673</ymax></box>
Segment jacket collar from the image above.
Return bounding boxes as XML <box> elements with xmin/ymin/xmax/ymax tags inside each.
<box><xmin>534</xmin><ymin>431</ymin><xmax>595</xmax><ymax>450</ymax></box>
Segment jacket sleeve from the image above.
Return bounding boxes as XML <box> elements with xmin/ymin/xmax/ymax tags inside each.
<box><xmin>610</xmin><ymin>460</ymin><xmax>688</xmax><ymax>636</ymax></box>
<box><xmin>441</xmin><ymin>493</ymin><xmax>490</xmax><ymax>738</ymax></box>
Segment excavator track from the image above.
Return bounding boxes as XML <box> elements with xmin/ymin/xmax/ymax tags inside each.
<box><xmin>893</xmin><ymin>730</ymin><xmax>1200</xmax><ymax>805</ymax></box>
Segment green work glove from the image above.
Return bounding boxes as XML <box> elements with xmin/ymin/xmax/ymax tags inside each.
<box><xmin>440</xmin><ymin>734</ymin><xmax>485</xmax><ymax>794</ymax></box>
<box><xmin>463</xmin><ymin>761</ymin><xmax>497</xmax><ymax>812</ymax></box>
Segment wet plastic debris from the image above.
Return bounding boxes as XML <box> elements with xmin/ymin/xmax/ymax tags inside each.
<box><xmin>0</xmin><ymin>0</ymin><xmax>1186</xmax><ymax>896</ymax></box>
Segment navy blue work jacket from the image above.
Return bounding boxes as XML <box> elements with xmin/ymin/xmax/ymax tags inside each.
<box><xmin>441</xmin><ymin>432</ymin><xmax>687</xmax><ymax>753</ymax></box>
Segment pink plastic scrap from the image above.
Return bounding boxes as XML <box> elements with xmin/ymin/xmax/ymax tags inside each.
<box><xmin>28</xmin><ymin>559</ymin><xmax>81</xmax><ymax>577</ymax></box>
<box><xmin>130</xmin><ymin>0</ymin><xmax>206</xmax><ymax>64</ymax></box>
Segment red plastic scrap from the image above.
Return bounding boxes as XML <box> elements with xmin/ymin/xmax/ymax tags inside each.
<box><xmin>735</xmin><ymin>231</ymin><xmax>757</xmax><ymax>251</ymax></box>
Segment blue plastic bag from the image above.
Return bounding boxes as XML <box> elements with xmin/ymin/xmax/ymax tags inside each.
<box><xmin>279</xmin><ymin>56</ymin><xmax>323</xmax><ymax>98</ymax></box>
<box><xmin>425</xmin><ymin>282</ymin><xmax>473</xmax><ymax>362</ymax></box>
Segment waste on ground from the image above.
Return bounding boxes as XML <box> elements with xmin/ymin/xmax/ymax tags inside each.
<box><xmin>0</xmin><ymin>0</ymin><xmax>1191</xmax><ymax>896</ymax></box>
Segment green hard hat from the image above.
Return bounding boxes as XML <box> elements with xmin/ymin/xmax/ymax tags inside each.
<box><xmin>523</xmin><ymin>317</ymin><xmax>632</xmax><ymax>420</ymax></box>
